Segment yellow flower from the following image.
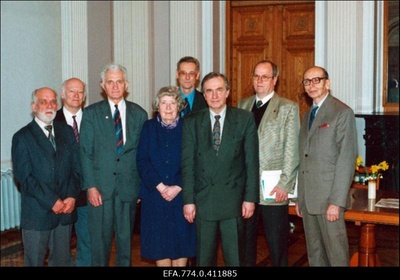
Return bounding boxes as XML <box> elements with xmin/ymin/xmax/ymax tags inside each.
<box><xmin>356</xmin><ymin>156</ymin><xmax>363</xmax><ymax>171</ymax></box>
<box><xmin>355</xmin><ymin>156</ymin><xmax>389</xmax><ymax>181</ymax></box>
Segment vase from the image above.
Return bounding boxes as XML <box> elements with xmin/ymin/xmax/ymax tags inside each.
<box><xmin>368</xmin><ymin>180</ymin><xmax>377</xmax><ymax>199</ymax></box>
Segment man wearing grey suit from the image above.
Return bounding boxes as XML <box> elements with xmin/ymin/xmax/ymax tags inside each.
<box><xmin>295</xmin><ymin>66</ymin><xmax>358</xmax><ymax>266</ymax></box>
<box><xmin>182</xmin><ymin>72</ymin><xmax>259</xmax><ymax>266</ymax></box>
<box><xmin>80</xmin><ymin>64</ymin><xmax>148</xmax><ymax>266</ymax></box>
<box><xmin>238</xmin><ymin>59</ymin><xmax>300</xmax><ymax>266</ymax></box>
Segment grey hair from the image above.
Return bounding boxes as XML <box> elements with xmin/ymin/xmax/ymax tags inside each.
<box><xmin>31</xmin><ymin>87</ymin><xmax>58</xmax><ymax>104</ymax></box>
<box><xmin>101</xmin><ymin>63</ymin><xmax>128</xmax><ymax>83</ymax></box>
<box><xmin>153</xmin><ymin>86</ymin><xmax>185</xmax><ymax>112</ymax></box>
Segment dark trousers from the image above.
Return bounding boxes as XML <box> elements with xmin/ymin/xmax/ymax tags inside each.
<box><xmin>74</xmin><ymin>206</ymin><xmax>91</xmax><ymax>266</ymax></box>
<box><xmin>242</xmin><ymin>204</ymin><xmax>289</xmax><ymax>266</ymax></box>
<box><xmin>88</xmin><ymin>194</ymin><xmax>137</xmax><ymax>266</ymax></box>
<box><xmin>22</xmin><ymin>223</ymin><xmax>72</xmax><ymax>266</ymax></box>
<box><xmin>195</xmin><ymin>217</ymin><xmax>243</xmax><ymax>266</ymax></box>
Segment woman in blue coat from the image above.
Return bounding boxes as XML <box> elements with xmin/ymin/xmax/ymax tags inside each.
<box><xmin>137</xmin><ymin>86</ymin><xmax>196</xmax><ymax>266</ymax></box>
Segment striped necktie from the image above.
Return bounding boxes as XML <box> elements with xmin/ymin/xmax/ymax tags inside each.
<box><xmin>72</xmin><ymin>115</ymin><xmax>79</xmax><ymax>143</ymax></box>
<box><xmin>45</xmin><ymin>125</ymin><xmax>56</xmax><ymax>151</ymax></box>
<box><xmin>114</xmin><ymin>104</ymin><xmax>124</xmax><ymax>154</ymax></box>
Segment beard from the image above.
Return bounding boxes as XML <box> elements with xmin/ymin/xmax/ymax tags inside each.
<box><xmin>37</xmin><ymin>110</ymin><xmax>56</xmax><ymax>123</ymax></box>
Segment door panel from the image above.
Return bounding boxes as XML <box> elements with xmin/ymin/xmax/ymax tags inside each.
<box><xmin>227</xmin><ymin>1</ymin><xmax>315</xmax><ymax>118</ymax></box>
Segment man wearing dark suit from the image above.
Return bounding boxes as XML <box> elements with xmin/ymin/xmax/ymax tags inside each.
<box><xmin>80</xmin><ymin>64</ymin><xmax>148</xmax><ymax>266</ymax></box>
<box><xmin>295</xmin><ymin>66</ymin><xmax>358</xmax><ymax>266</ymax></box>
<box><xmin>54</xmin><ymin>77</ymin><xmax>91</xmax><ymax>266</ymax></box>
<box><xmin>12</xmin><ymin>87</ymin><xmax>81</xmax><ymax>266</ymax></box>
<box><xmin>176</xmin><ymin>56</ymin><xmax>208</xmax><ymax>117</ymax></box>
<box><xmin>182</xmin><ymin>72</ymin><xmax>259</xmax><ymax>266</ymax></box>
<box><xmin>238</xmin><ymin>59</ymin><xmax>300</xmax><ymax>266</ymax></box>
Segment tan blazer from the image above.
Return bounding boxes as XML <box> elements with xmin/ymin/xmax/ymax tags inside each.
<box><xmin>238</xmin><ymin>93</ymin><xmax>300</xmax><ymax>205</ymax></box>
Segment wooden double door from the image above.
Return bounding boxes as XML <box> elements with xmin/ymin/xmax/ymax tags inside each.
<box><xmin>226</xmin><ymin>1</ymin><xmax>315</xmax><ymax>118</ymax></box>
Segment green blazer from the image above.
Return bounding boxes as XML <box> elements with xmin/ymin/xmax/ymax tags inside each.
<box><xmin>79</xmin><ymin>99</ymin><xmax>148</xmax><ymax>202</ymax></box>
<box><xmin>181</xmin><ymin>107</ymin><xmax>259</xmax><ymax>221</ymax></box>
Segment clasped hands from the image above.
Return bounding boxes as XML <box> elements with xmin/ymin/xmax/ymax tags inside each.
<box><xmin>157</xmin><ymin>182</ymin><xmax>181</xmax><ymax>202</ymax></box>
<box><xmin>52</xmin><ymin>197</ymin><xmax>76</xmax><ymax>214</ymax></box>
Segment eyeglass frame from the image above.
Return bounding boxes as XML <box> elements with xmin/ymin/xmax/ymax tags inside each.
<box><xmin>251</xmin><ymin>74</ymin><xmax>274</xmax><ymax>82</ymax></box>
<box><xmin>178</xmin><ymin>71</ymin><xmax>198</xmax><ymax>78</ymax></box>
<box><xmin>302</xmin><ymin>77</ymin><xmax>327</xmax><ymax>86</ymax></box>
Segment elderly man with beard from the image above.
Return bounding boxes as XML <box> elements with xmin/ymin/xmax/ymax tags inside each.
<box><xmin>12</xmin><ymin>87</ymin><xmax>81</xmax><ymax>266</ymax></box>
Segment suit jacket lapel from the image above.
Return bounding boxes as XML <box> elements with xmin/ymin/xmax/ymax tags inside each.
<box><xmin>100</xmin><ymin>100</ymin><xmax>119</xmax><ymax>154</ymax></box>
<box><xmin>259</xmin><ymin>95</ymin><xmax>279</xmax><ymax>131</ymax></box>
<box><xmin>218</xmin><ymin>108</ymin><xmax>237</xmax><ymax>158</ymax></box>
<box><xmin>241</xmin><ymin>96</ymin><xmax>256</xmax><ymax>111</ymax></box>
<box><xmin>308</xmin><ymin>94</ymin><xmax>333</xmax><ymax>136</ymax></box>
<box><xmin>124</xmin><ymin>102</ymin><xmax>138</xmax><ymax>152</ymax></box>
<box><xmin>29</xmin><ymin>120</ymin><xmax>56</xmax><ymax>155</ymax></box>
<box><xmin>200</xmin><ymin>111</ymin><xmax>214</xmax><ymax>157</ymax></box>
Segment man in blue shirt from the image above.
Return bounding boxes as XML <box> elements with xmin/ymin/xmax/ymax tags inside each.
<box><xmin>176</xmin><ymin>56</ymin><xmax>207</xmax><ymax>117</ymax></box>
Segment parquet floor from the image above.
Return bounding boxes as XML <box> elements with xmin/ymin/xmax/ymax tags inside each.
<box><xmin>1</xmin><ymin>216</ymin><xmax>398</xmax><ymax>267</ymax></box>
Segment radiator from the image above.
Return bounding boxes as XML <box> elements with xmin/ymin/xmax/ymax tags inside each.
<box><xmin>1</xmin><ymin>170</ymin><xmax>21</xmax><ymax>231</ymax></box>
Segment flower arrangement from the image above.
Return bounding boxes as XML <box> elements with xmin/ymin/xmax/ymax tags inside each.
<box><xmin>356</xmin><ymin>156</ymin><xmax>389</xmax><ymax>181</ymax></box>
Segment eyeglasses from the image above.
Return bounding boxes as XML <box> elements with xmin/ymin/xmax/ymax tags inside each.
<box><xmin>302</xmin><ymin>77</ymin><xmax>327</xmax><ymax>86</ymax></box>
<box><xmin>178</xmin><ymin>71</ymin><xmax>197</xmax><ymax>78</ymax></box>
<box><xmin>252</xmin><ymin>74</ymin><xmax>273</xmax><ymax>82</ymax></box>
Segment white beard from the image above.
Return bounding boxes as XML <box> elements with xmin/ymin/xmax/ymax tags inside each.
<box><xmin>37</xmin><ymin>110</ymin><xmax>56</xmax><ymax>123</ymax></box>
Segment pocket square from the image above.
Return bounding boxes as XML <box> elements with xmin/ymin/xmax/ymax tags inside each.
<box><xmin>319</xmin><ymin>123</ymin><xmax>330</xmax><ymax>128</ymax></box>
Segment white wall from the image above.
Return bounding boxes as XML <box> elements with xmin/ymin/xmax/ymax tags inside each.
<box><xmin>1</xmin><ymin>1</ymin><xmax>62</xmax><ymax>170</ymax></box>
<box><xmin>0</xmin><ymin>1</ymin><xmax>391</xmax><ymax>171</ymax></box>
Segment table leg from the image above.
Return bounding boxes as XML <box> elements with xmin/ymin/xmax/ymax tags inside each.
<box><xmin>349</xmin><ymin>223</ymin><xmax>381</xmax><ymax>267</ymax></box>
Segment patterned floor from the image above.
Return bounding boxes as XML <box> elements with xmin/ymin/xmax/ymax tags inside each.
<box><xmin>1</xmin><ymin>216</ymin><xmax>398</xmax><ymax>267</ymax></box>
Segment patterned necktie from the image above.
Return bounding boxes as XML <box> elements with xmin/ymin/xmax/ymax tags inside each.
<box><xmin>114</xmin><ymin>104</ymin><xmax>124</xmax><ymax>154</ymax></box>
<box><xmin>45</xmin><ymin>125</ymin><xmax>56</xmax><ymax>151</ymax></box>
<box><xmin>309</xmin><ymin>106</ymin><xmax>318</xmax><ymax>130</ymax></box>
<box><xmin>256</xmin><ymin>100</ymin><xmax>263</xmax><ymax>108</ymax></box>
<box><xmin>182</xmin><ymin>97</ymin><xmax>191</xmax><ymax>117</ymax></box>
<box><xmin>212</xmin><ymin>115</ymin><xmax>221</xmax><ymax>155</ymax></box>
<box><xmin>72</xmin><ymin>115</ymin><xmax>79</xmax><ymax>143</ymax></box>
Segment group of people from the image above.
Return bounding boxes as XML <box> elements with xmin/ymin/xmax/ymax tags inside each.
<box><xmin>11</xmin><ymin>55</ymin><xmax>357</xmax><ymax>267</ymax></box>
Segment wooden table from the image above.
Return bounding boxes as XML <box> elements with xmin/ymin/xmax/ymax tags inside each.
<box><xmin>288</xmin><ymin>188</ymin><xmax>399</xmax><ymax>267</ymax></box>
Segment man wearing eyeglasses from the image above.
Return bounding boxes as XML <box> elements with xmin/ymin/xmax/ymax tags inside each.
<box><xmin>176</xmin><ymin>56</ymin><xmax>208</xmax><ymax>117</ymax></box>
<box><xmin>238</xmin><ymin>59</ymin><xmax>300</xmax><ymax>266</ymax></box>
<box><xmin>295</xmin><ymin>66</ymin><xmax>358</xmax><ymax>266</ymax></box>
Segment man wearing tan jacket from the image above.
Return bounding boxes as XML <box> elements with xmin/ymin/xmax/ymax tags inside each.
<box><xmin>238</xmin><ymin>59</ymin><xmax>300</xmax><ymax>266</ymax></box>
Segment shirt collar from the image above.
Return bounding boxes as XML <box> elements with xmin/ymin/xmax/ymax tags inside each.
<box><xmin>256</xmin><ymin>91</ymin><xmax>275</xmax><ymax>105</ymax></box>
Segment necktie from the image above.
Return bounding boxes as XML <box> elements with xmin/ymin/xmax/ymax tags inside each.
<box><xmin>256</xmin><ymin>100</ymin><xmax>263</xmax><ymax>108</ymax></box>
<box><xmin>114</xmin><ymin>104</ymin><xmax>124</xmax><ymax>154</ymax></box>
<box><xmin>212</xmin><ymin>115</ymin><xmax>221</xmax><ymax>155</ymax></box>
<box><xmin>309</xmin><ymin>106</ymin><xmax>318</xmax><ymax>130</ymax></box>
<box><xmin>45</xmin><ymin>125</ymin><xmax>56</xmax><ymax>151</ymax></box>
<box><xmin>182</xmin><ymin>97</ymin><xmax>191</xmax><ymax>117</ymax></box>
<box><xmin>72</xmin><ymin>115</ymin><xmax>79</xmax><ymax>143</ymax></box>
